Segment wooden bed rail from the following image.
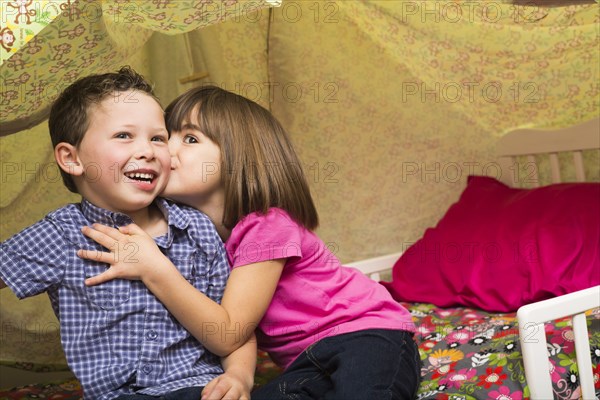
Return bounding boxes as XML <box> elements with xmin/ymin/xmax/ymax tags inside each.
<box><xmin>346</xmin><ymin>252</ymin><xmax>402</xmax><ymax>281</ymax></box>
<box><xmin>517</xmin><ymin>285</ymin><xmax>600</xmax><ymax>400</ymax></box>
<box><xmin>497</xmin><ymin>118</ymin><xmax>600</xmax><ymax>187</ymax></box>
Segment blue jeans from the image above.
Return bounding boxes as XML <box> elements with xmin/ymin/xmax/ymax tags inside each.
<box><xmin>115</xmin><ymin>386</ymin><xmax>203</xmax><ymax>400</ymax></box>
<box><xmin>252</xmin><ymin>329</ymin><xmax>420</xmax><ymax>400</ymax></box>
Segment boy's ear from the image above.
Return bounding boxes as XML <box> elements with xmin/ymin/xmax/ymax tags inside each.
<box><xmin>55</xmin><ymin>142</ymin><xmax>84</xmax><ymax>176</ymax></box>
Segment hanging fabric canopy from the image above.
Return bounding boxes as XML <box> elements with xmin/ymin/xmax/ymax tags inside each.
<box><xmin>0</xmin><ymin>0</ymin><xmax>281</xmax><ymax>136</ymax></box>
<box><xmin>337</xmin><ymin>1</ymin><xmax>599</xmax><ymax>132</ymax></box>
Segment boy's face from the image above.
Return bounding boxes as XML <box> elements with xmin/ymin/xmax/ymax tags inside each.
<box><xmin>74</xmin><ymin>90</ymin><xmax>170</xmax><ymax>214</ymax></box>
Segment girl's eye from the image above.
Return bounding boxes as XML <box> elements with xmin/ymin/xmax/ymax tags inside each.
<box><xmin>115</xmin><ymin>132</ymin><xmax>130</xmax><ymax>139</ymax></box>
<box><xmin>183</xmin><ymin>135</ymin><xmax>198</xmax><ymax>144</ymax></box>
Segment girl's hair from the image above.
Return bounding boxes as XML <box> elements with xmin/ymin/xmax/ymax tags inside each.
<box><xmin>165</xmin><ymin>86</ymin><xmax>319</xmax><ymax>231</ymax></box>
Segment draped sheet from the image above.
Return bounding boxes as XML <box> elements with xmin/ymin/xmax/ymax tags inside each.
<box><xmin>0</xmin><ymin>0</ymin><xmax>280</xmax><ymax>135</ymax></box>
<box><xmin>337</xmin><ymin>1</ymin><xmax>599</xmax><ymax>132</ymax></box>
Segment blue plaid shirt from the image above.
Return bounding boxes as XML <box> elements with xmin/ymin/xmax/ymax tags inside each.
<box><xmin>0</xmin><ymin>198</ymin><xmax>229</xmax><ymax>400</ymax></box>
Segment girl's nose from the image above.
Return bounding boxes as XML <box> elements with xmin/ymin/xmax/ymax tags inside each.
<box><xmin>169</xmin><ymin>154</ymin><xmax>179</xmax><ymax>169</ymax></box>
<box><xmin>167</xmin><ymin>141</ymin><xmax>179</xmax><ymax>168</ymax></box>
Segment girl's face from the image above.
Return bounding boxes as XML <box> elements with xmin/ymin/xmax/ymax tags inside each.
<box><xmin>163</xmin><ymin>116</ymin><xmax>223</xmax><ymax>210</ymax></box>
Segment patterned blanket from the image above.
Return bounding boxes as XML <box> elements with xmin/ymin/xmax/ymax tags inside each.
<box><xmin>408</xmin><ymin>303</ymin><xmax>599</xmax><ymax>400</ymax></box>
<box><xmin>1</xmin><ymin>302</ymin><xmax>598</xmax><ymax>400</ymax></box>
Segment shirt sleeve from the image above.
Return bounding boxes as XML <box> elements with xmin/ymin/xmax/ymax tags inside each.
<box><xmin>226</xmin><ymin>209</ymin><xmax>303</xmax><ymax>269</ymax></box>
<box><xmin>185</xmin><ymin>210</ymin><xmax>230</xmax><ymax>305</ymax></box>
<box><xmin>0</xmin><ymin>219</ymin><xmax>67</xmax><ymax>299</ymax></box>
<box><xmin>204</xmin><ymin>242</ymin><xmax>229</xmax><ymax>304</ymax></box>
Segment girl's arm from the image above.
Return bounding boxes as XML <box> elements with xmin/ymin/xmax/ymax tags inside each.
<box><xmin>78</xmin><ymin>223</ymin><xmax>284</xmax><ymax>356</ymax></box>
<box><xmin>202</xmin><ymin>333</ymin><xmax>257</xmax><ymax>400</ymax></box>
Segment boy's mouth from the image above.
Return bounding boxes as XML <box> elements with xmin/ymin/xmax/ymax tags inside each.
<box><xmin>124</xmin><ymin>171</ymin><xmax>156</xmax><ymax>183</ymax></box>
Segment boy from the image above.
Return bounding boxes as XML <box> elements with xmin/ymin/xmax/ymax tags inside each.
<box><xmin>0</xmin><ymin>67</ymin><xmax>255</xmax><ymax>400</ymax></box>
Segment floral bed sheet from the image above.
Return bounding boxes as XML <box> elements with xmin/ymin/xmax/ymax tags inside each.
<box><xmin>408</xmin><ymin>303</ymin><xmax>600</xmax><ymax>400</ymax></box>
<box><xmin>1</xmin><ymin>302</ymin><xmax>598</xmax><ymax>400</ymax></box>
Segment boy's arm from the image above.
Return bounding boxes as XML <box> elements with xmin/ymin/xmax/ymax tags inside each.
<box><xmin>202</xmin><ymin>334</ymin><xmax>257</xmax><ymax>400</ymax></box>
<box><xmin>0</xmin><ymin>221</ymin><xmax>67</xmax><ymax>297</ymax></box>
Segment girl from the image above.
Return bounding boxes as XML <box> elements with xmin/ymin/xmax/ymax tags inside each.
<box><xmin>79</xmin><ymin>86</ymin><xmax>421</xmax><ymax>399</ymax></box>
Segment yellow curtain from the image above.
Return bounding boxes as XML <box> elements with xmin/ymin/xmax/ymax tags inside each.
<box><xmin>338</xmin><ymin>1</ymin><xmax>599</xmax><ymax>132</ymax></box>
<box><xmin>0</xmin><ymin>0</ymin><xmax>279</xmax><ymax>135</ymax></box>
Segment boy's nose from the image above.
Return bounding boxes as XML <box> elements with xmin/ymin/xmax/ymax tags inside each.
<box><xmin>135</xmin><ymin>141</ymin><xmax>155</xmax><ymax>160</ymax></box>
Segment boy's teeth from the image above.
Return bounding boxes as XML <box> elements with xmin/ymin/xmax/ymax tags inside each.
<box><xmin>125</xmin><ymin>172</ymin><xmax>154</xmax><ymax>180</ymax></box>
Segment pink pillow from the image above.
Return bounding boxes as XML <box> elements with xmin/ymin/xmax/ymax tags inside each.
<box><xmin>382</xmin><ymin>176</ymin><xmax>600</xmax><ymax>312</ymax></box>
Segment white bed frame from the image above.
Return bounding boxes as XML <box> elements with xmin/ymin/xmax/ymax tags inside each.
<box><xmin>348</xmin><ymin>118</ymin><xmax>600</xmax><ymax>400</ymax></box>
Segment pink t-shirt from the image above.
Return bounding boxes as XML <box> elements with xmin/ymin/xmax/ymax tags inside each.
<box><xmin>225</xmin><ymin>208</ymin><xmax>415</xmax><ymax>369</ymax></box>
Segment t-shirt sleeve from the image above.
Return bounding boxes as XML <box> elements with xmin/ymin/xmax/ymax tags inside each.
<box><xmin>0</xmin><ymin>219</ymin><xmax>67</xmax><ymax>299</ymax></box>
<box><xmin>226</xmin><ymin>209</ymin><xmax>304</xmax><ymax>269</ymax></box>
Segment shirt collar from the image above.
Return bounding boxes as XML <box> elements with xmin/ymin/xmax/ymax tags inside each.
<box><xmin>80</xmin><ymin>198</ymin><xmax>190</xmax><ymax>229</ymax></box>
<box><xmin>80</xmin><ymin>198</ymin><xmax>192</xmax><ymax>247</ymax></box>
<box><xmin>155</xmin><ymin>199</ymin><xmax>192</xmax><ymax>248</ymax></box>
<box><xmin>80</xmin><ymin>199</ymin><xmax>133</xmax><ymax>227</ymax></box>
<box><xmin>155</xmin><ymin>198</ymin><xmax>191</xmax><ymax>231</ymax></box>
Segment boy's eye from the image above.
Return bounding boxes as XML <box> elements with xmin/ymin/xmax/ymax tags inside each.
<box><xmin>183</xmin><ymin>135</ymin><xmax>198</xmax><ymax>144</ymax></box>
<box><xmin>151</xmin><ymin>135</ymin><xmax>167</xmax><ymax>143</ymax></box>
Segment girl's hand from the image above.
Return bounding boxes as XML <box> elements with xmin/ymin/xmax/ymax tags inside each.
<box><xmin>201</xmin><ymin>371</ymin><xmax>252</xmax><ymax>400</ymax></box>
<box><xmin>77</xmin><ymin>223</ymin><xmax>166</xmax><ymax>285</ymax></box>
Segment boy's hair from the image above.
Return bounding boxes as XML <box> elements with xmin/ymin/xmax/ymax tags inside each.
<box><xmin>48</xmin><ymin>66</ymin><xmax>156</xmax><ymax>193</ymax></box>
<box><xmin>165</xmin><ymin>86</ymin><xmax>319</xmax><ymax>231</ymax></box>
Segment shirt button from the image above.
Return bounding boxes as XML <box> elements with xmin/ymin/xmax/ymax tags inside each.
<box><xmin>142</xmin><ymin>364</ymin><xmax>153</xmax><ymax>374</ymax></box>
<box><xmin>146</xmin><ymin>330</ymin><xmax>158</xmax><ymax>341</ymax></box>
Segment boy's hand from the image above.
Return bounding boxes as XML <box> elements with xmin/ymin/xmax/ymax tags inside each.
<box><xmin>78</xmin><ymin>223</ymin><xmax>166</xmax><ymax>285</ymax></box>
<box><xmin>201</xmin><ymin>371</ymin><xmax>253</xmax><ymax>400</ymax></box>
